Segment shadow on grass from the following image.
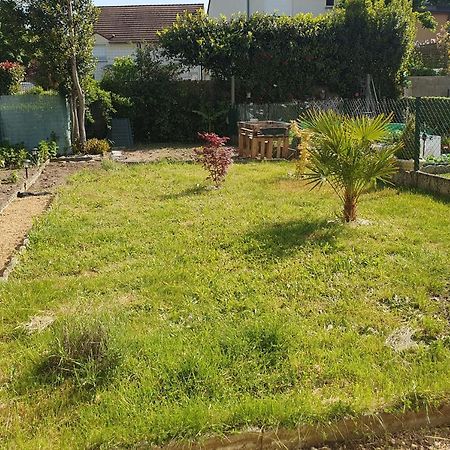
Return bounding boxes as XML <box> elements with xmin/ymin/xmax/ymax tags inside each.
<box><xmin>160</xmin><ymin>185</ymin><xmax>208</xmax><ymax>201</ymax></box>
<box><xmin>244</xmin><ymin>219</ymin><xmax>341</xmax><ymax>259</ymax></box>
<box><xmin>395</xmin><ymin>186</ymin><xmax>450</xmax><ymax>204</ymax></box>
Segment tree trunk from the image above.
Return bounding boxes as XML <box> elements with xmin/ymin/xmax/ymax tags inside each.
<box><xmin>70</xmin><ymin>55</ymin><xmax>86</xmax><ymax>145</ymax></box>
<box><xmin>70</xmin><ymin>90</ymin><xmax>79</xmax><ymax>144</ymax></box>
<box><xmin>343</xmin><ymin>192</ymin><xmax>357</xmax><ymax>222</ymax></box>
<box><xmin>67</xmin><ymin>0</ymin><xmax>86</xmax><ymax>147</ymax></box>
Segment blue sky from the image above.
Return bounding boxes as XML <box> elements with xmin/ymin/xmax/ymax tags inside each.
<box><xmin>95</xmin><ymin>0</ymin><xmax>208</xmax><ymax>8</ymax></box>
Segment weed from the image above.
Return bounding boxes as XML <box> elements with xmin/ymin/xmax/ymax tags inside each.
<box><xmin>38</xmin><ymin>314</ymin><xmax>121</xmax><ymax>389</ymax></box>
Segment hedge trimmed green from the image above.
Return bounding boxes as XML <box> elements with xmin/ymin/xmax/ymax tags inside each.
<box><xmin>159</xmin><ymin>0</ymin><xmax>416</xmax><ymax>100</ymax></box>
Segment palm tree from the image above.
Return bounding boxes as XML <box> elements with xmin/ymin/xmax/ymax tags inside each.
<box><xmin>298</xmin><ymin>110</ymin><xmax>400</xmax><ymax>222</ymax></box>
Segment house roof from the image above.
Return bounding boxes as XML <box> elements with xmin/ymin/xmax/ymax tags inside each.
<box><xmin>428</xmin><ymin>5</ymin><xmax>450</xmax><ymax>13</ymax></box>
<box><xmin>94</xmin><ymin>4</ymin><xmax>204</xmax><ymax>43</ymax></box>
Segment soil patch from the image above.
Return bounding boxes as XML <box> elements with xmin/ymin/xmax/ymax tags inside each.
<box><xmin>117</xmin><ymin>146</ymin><xmax>197</xmax><ymax>163</ymax></box>
<box><xmin>0</xmin><ymin>196</ymin><xmax>50</xmax><ymax>274</ymax></box>
<box><xmin>324</xmin><ymin>426</ymin><xmax>450</xmax><ymax>449</ymax></box>
<box><xmin>30</xmin><ymin>159</ymin><xmax>99</xmax><ymax>192</ymax></box>
<box><xmin>0</xmin><ymin>166</ymin><xmax>41</xmax><ymax>212</ymax></box>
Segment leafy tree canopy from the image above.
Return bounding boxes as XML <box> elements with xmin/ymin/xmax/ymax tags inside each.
<box><xmin>0</xmin><ymin>0</ymin><xmax>29</xmax><ymax>63</ymax></box>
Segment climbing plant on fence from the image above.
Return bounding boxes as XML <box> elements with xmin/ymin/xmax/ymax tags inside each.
<box><xmin>159</xmin><ymin>0</ymin><xmax>416</xmax><ymax>101</ymax></box>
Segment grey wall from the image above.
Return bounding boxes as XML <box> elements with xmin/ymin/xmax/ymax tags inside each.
<box><xmin>405</xmin><ymin>76</ymin><xmax>450</xmax><ymax>98</ymax></box>
<box><xmin>393</xmin><ymin>170</ymin><xmax>450</xmax><ymax>196</ymax></box>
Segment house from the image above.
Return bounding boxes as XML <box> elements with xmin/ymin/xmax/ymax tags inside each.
<box><xmin>207</xmin><ymin>0</ymin><xmax>335</xmax><ymax>17</ymax></box>
<box><xmin>416</xmin><ymin>4</ymin><xmax>450</xmax><ymax>43</ymax></box>
<box><xmin>93</xmin><ymin>4</ymin><xmax>204</xmax><ymax>80</ymax></box>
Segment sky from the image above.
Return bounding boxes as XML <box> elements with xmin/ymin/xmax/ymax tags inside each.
<box><xmin>95</xmin><ymin>0</ymin><xmax>208</xmax><ymax>8</ymax></box>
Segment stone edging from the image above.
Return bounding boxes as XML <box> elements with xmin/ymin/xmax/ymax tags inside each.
<box><xmin>0</xmin><ymin>194</ymin><xmax>54</xmax><ymax>282</ymax></box>
<box><xmin>0</xmin><ymin>160</ymin><xmax>49</xmax><ymax>216</ymax></box>
<box><xmin>162</xmin><ymin>404</ymin><xmax>450</xmax><ymax>449</ymax></box>
<box><xmin>393</xmin><ymin>170</ymin><xmax>450</xmax><ymax>197</ymax></box>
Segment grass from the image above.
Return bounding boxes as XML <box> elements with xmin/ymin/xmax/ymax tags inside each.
<box><xmin>0</xmin><ymin>161</ymin><xmax>450</xmax><ymax>448</ymax></box>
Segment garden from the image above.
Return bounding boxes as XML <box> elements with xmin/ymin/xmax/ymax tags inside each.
<box><xmin>0</xmin><ymin>0</ymin><xmax>450</xmax><ymax>447</ymax></box>
<box><xmin>0</xmin><ymin>133</ymin><xmax>450</xmax><ymax>447</ymax></box>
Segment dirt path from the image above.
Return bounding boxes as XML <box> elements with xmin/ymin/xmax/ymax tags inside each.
<box><xmin>114</xmin><ymin>146</ymin><xmax>197</xmax><ymax>163</ymax></box>
<box><xmin>0</xmin><ymin>196</ymin><xmax>51</xmax><ymax>273</ymax></box>
<box><xmin>323</xmin><ymin>426</ymin><xmax>450</xmax><ymax>449</ymax></box>
<box><xmin>0</xmin><ymin>159</ymin><xmax>99</xmax><ymax>277</ymax></box>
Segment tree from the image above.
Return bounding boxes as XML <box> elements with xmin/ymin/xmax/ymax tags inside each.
<box><xmin>298</xmin><ymin>110</ymin><xmax>400</xmax><ymax>222</ymax></box>
<box><xmin>0</xmin><ymin>0</ymin><xmax>29</xmax><ymax>63</ymax></box>
<box><xmin>25</xmin><ymin>0</ymin><xmax>98</xmax><ymax>147</ymax></box>
<box><xmin>413</xmin><ymin>0</ymin><xmax>450</xmax><ymax>29</ymax></box>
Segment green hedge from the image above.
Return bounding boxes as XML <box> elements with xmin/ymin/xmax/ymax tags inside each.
<box><xmin>159</xmin><ymin>0</ymin><xmax>416</xmax><ymax>100</ymax></box>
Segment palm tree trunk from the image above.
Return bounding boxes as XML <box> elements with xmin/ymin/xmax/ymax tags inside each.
<box><xmin>343</xmin><ymin>191</ymin><xmax>357</xmax><ymax>222</ymax></box>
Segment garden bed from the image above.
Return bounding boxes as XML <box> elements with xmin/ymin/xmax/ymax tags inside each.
<box><xmin>0</xmin><ymin>165</ymin><xmax>42</xmax><ymax>212</ymax></box>
<box><xmin>0</xmin><ymin>162</ymin><xmax>449</xmax><ymax>448</ymax></box>
<box><xmin>114</xmin><ymin>144</ymin><xmax>198</xmax><ymax>163</ymax></box>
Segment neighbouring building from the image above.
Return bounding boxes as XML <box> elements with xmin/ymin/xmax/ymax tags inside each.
<box><xmin>207</xmin><ymin>0</ymin><xmax>335</xmax><ymax>17</ymax></box>
<box><xmin>93</xmin><ymin>4</ymin><xmax>204</xmax><ymax>80</ymax></box>
<box><xmin>416</xmin><ymin>5</ymin><xmax>450</xmax><ymax>43</ymax></box>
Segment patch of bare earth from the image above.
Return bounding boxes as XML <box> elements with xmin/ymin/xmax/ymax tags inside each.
<box><xmin>0</xmin><ymin>166</ymin><xmax>41</xmax><ymax>212</ymax></box>
<box><xmin>0</xmin><ymin>160</ymin><xmax>99</xmax><ymax>276</ymax></box>
<box><xmin>0</xmin><ymin>196</ymin><xmax>50</xmax><ymax>273</ymax></box>
<box><xmin>317</xmin><ymin>427</ymin><xmax>450</xmax><ymax>449</ymax></box>
<box><xmin>117</xmin><ymin>146</ymin><xmax>197</xmax><ymax>163</ymax></box>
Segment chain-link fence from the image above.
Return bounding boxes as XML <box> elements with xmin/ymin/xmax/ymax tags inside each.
<box><xmin>238</xmin><ymin>97</ymin><xmax>450</xmax><ymax>170</ymax></box>
<box><xmin>0</xmin><ymin>95</ymin><xmax>71</xmax><ymax>154</ymax></box>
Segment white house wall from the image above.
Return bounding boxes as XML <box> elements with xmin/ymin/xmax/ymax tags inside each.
<box><xmin>93</xmin><ymin>35</ymin><xmax>202</xmax><ymax>81</ymax></box>
<box><xmin>208</xmin><ymin>0</ymin><xmax>248</xmax><ymax>17</ymax></box>
<box><xmin>208</xmin><ymin>0</ymin><xmax>332</xmax><ymax>17</ymax></box>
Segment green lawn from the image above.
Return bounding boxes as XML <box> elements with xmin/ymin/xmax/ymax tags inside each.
<box><xmin>1</xmin><ymin>161</ymin><xmax>450</xmax><ymax>448</ymax></box>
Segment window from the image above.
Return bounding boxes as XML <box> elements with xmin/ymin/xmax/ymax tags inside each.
<box><xmin>325</xmin><ymin>0</ymin><xmax>335</xmax><ymax>7</ymax></box>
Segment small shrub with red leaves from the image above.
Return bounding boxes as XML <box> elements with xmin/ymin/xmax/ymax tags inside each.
<box><xmin>0</xmin><ymin>61</ymin><xmax>25</xmax><ymax>95</ymax></box>
<box><xmin>195</xmin><ymin>132</ymin><xmax>235</xmax><ymax>188</ymax></box>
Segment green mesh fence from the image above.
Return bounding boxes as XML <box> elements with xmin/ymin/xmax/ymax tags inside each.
<box><xmin>0</xmin><ymin>95</ymin><xmax>71</xmax><ymax>154</ymax></box>
<box><xmin>238</xmin><ymin>97</ymin><xmax>450</xmax><ymax>169</ymax></box>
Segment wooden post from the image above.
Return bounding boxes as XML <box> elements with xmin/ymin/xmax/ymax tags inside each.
<box><xmin>231</xmin><ymin>76</ymin><xmax>236</xmax><ymax>106</ymax></box>
<box><xmin>282</xmin><ymin>137</ymin><xmax>289</xmax><ymax>158</ymax></box>
<box><xmin>238</xmin><ymin>124</ymin><xmax>244</xmax><ymax>156</ymax></box>
<box><xmin>251</xmin><ymin>137</ymin><xmax>258</xmax><ymax>159</ymax></box>
<box><xmin>267</xmin><ymin>138</ymin><xmax>273</xmax><ymax>159</ymax></box>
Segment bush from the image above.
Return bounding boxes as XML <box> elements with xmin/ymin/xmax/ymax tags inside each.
<box><xmin>195</xmin><ymin>132</ymin><xmax>234</xmax><ymax>188</ymax></box>
<box><xmin>20</xmin><ymin>86</ymin><xmax>58</xmax><ymax>96</ymax></box>
<box><xmin>39</xmin><ymin>315</ymin><xmax>121</xmax><ymax>389</ymax></box>
<box><xmin>101</xmin><ymin>49</ymin><xmax>230</xmax><ymax>143</ymax></box>
<box><xmin>0</xmin><ymin>141</ymin><xmax>28</xmax><ymax>169</ymax></box>
<box><xmin>35</xmin><ymin>139</ymin><xmax>58</xmax><ymax>164</ymax></box>
<box><xmin>84</xmin><ymin>138</ymin><xmax>111</xmax><ymax>155</ymax></box>
<box><xmin>0</xmin><ymin>61</ymin><xmax>25</xmax><ymax>95</ymax></box>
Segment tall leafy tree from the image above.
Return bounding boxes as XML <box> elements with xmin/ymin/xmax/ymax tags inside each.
<box><xmin>0</xmin><ymin>0</ymin><xmax>29</xmax><ymax>63</ymax></box>
<box><xmin>25</xmin><ymin>0</ymin><xmax>98</xmax><ymax>146</ymax></box>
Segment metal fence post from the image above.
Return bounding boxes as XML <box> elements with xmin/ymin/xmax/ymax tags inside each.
<box><xmin>414</xmin><ymin>96</ymin><xmax>422</xmax><ymax>171</ymax></box>
<box><xmin>0</xmin><ymin>96</ymin><xmax>3</xmax><ymax>142</ymax></box>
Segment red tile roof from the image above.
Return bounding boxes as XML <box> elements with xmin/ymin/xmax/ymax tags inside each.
<box><xmin>94</xmin><ymin>4</ymin><xmax>204</xmax><ymax>43</ymax></box>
